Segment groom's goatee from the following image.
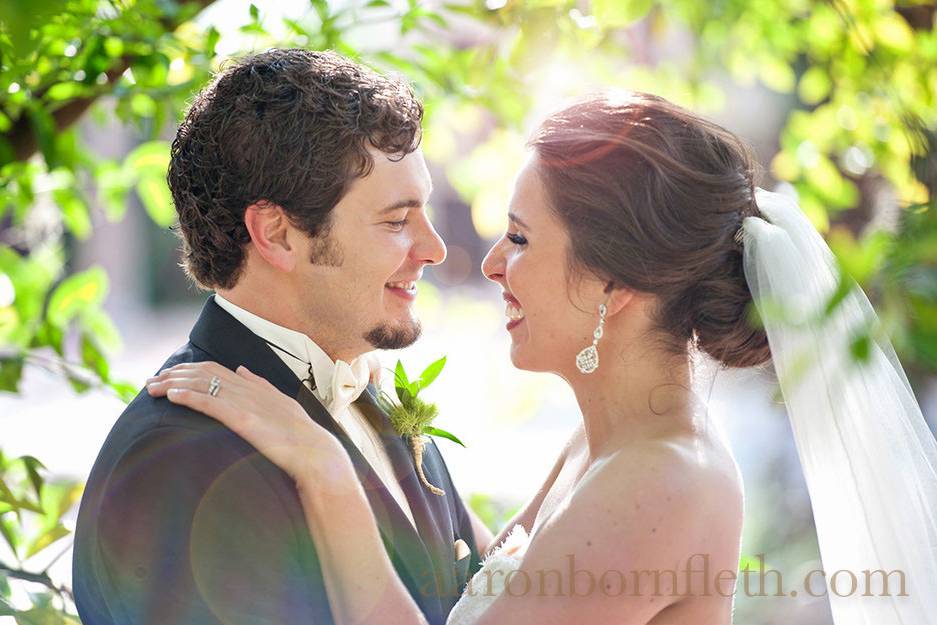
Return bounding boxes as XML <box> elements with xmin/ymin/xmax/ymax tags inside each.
<box><xmin>365</xmin><ymin>321</ymin><xmax>422</xmax><ymax>349</ymax></box>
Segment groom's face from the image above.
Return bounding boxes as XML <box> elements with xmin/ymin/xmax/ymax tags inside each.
<box><xmin>294</xmin><ymin>148</ymin><xmax>445</xmax><ymax>359</ymax></box>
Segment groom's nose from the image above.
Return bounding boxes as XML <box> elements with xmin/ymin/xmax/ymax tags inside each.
<box><xmin>411</xmin><ymin>212</ymin><xmax>447</xmax><ymax>266</ymax></box>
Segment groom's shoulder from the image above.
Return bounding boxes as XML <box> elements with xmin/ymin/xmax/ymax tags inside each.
<box><xmin>97</xmin><ymin>341</ymin><xmax>249</xmax><ymax>466</ymax></box>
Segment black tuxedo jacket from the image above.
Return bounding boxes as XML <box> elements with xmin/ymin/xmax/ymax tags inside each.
<box><xmin>73</xmin><ymin>297</ymin><xmax>482</xmax><ymax>625</ymax></box>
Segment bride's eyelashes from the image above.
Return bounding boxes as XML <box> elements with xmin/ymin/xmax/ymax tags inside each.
<box><xmin>506</xmin><ymin>231</ymin><xmax>527</xmax><ymax>246</ymax></box>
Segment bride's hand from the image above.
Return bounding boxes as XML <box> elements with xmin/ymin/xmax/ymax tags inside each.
<box><xmin>145</xmin><ymin>362</ymin><xmax>351</xmax><ymax>485</ymax></box>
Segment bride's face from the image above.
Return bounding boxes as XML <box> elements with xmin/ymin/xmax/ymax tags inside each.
<box><xmin>482</xmin><ymin>154</ymin><xmax>606</xmax><ymax>376</ymax></box>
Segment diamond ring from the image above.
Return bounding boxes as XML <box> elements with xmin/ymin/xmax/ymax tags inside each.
<box><xmin>208</xmin><ymin>376</ymin><xmax>221</xmax><ymax>397</ymax></box>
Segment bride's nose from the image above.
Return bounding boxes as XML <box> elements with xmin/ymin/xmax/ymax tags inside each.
<box><xmin>481</xmin><ymin>238</ymin><xmax>506</xmax><ymax>284</ymax></box>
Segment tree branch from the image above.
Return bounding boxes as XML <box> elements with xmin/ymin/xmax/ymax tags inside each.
<box><xmin>0</xmin><ymin>560</ymin><xmax>74</xmax><ymax>601</ymax></box>
<box><xmin>4</xmin><ymin>0</ymin><xmax>217</xmax><ymax>163</ymax></box>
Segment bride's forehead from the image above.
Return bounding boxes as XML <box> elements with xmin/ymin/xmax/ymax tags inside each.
<box><xmin>509</xmin><ymin>162</ymin><xmax>551</xmax><ymax>212</ymax></box>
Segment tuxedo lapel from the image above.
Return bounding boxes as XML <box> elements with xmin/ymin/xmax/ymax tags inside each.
<box><xmin>355</xmin><ymin>389</ymin><xmax>460</xmax><ymax>611</ymax></box>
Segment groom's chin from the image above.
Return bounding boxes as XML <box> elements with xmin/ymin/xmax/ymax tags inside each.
<box><xmin>364</xmin><ymin>319</ymin><xmax>422</xmax><ymax>350</ymax></box>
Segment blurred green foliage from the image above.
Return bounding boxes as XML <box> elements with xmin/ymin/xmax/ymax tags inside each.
<box><xmin>0</xmin><ymin>0</ymin><xmax>935</xmax><ymax>621</ymax></box>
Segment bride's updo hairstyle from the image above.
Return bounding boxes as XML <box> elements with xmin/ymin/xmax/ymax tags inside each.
<box><xmin>529</xmin><ymin>91</ymin><xmax>771</xmax><ymax>368</ymax></box>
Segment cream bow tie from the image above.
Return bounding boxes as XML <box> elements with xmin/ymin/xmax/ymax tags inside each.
<box><xmin>326</xmin><ymin>357</ymin><xmax>371</xmax><ymax>415</ymax></box>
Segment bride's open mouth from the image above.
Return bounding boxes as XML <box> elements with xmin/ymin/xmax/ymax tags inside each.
<box><xmin>503</xmin><ymin>291</ymin><xmax>525</xmax><ymax>330</ymax></box>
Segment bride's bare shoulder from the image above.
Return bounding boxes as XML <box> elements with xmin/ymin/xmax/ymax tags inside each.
<box><xmin>582</xmin><ymin>435</ymin><xmax>744</xmax><ymax>548</ymax></box>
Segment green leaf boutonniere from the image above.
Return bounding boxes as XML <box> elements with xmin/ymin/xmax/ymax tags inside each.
<box><xmin>376</xmin><ymin>356</ymin><xmax>465</xmax><ymax>496</ymax></box>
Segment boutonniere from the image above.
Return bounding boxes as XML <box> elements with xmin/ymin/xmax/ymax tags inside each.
<box><xmin>376</xmin><ymin>356</ymin><xmax>465</xmax><ymax>496</ymax></box>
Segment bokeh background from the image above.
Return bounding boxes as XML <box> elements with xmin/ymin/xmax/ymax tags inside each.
<box><xmin>1</xmin><ymin>0</ymin><xmax>936</xmax><ymax>623</ymax></box>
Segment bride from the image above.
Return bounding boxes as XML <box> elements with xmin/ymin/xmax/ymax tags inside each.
<box><xmin>146</xmin><ymin>92</ymin><xmax>937</xmax><ymax>624</ymax></box>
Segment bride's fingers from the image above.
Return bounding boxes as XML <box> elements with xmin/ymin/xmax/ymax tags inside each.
<box><xmin>149</xmin><ymin>362</ymin><xmax>251</xmax><ymax>392</ymax></box>
<box><xmin>152</xmin><ymin>361</ymin><xmax>230</xmax><ymax>381</ymax></box>
<box><xmin>147</xmin><ymin>376</ymin><xmax>228</xmax><ymax>397</ymax></box>
<box><xmin>236</xmin><ymin>365</ymin><xmax>273</xmax><ymax>388</ymax></box>
<box><xmin>146</xmin><ymin>377</ymin><xmax>203</xmax><ymax>396</ymax></box>
<box><xmin>165</xmin><ymin>388</ymin><xmax>249</xmax><ymax>431</ymax></box>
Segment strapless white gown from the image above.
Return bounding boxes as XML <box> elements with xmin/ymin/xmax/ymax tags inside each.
<box><xmin>446</xmin><ymin>525</ymin><xmax>530</xmax><ymax>625</ymax></box>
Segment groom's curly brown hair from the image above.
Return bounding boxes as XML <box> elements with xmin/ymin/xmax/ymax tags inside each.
<box><xmin>168</xmin><ymin>48</ymin><xmax>424</xmax><ymax>289</ymax></box>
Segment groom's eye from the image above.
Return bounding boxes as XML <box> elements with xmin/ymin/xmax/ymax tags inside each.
<box><xmin>385</xmin><ymin>218</ymin><xmax>409</xmax><ymax>230</ymax></box>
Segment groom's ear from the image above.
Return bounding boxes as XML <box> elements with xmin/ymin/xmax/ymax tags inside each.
<box><xmin>244</xmin><ymin>201</ymin><xmax>297</xmax><ymax>273</ymax></box>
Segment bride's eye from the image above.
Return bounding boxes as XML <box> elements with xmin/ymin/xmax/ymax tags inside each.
<box><xmin>506</xmin><ymin>232</ymin><xmax>527</xmax><ymax>246</ymax></box>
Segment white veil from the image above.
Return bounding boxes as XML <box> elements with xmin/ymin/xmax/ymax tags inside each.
<box><xmin>740</xmin><ymin>188</ymin><xmax>937</xmax><ymax>623</ymax></box>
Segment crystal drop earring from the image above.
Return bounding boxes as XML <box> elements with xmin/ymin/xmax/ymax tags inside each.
<box><xmin>575</xmin><ymin>302</ymin><xmax>607</xmax><ymax>374</ymax></box>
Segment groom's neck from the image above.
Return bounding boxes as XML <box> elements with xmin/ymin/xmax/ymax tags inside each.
<box><xmin>215</xmin><ymin>285</ymin><xmax>365</xmax><ymax>364</ymax></box>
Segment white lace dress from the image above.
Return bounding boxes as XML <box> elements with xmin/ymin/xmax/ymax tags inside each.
<box><xmin>446</xmin><ymin>525</ymin><xmax>530</xmax><ymax>625</ymax></box>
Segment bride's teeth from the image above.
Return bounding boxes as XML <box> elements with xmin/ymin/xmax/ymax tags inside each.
<box><xmin>505</xmin><ymin>302</ymin><xmax>525</xmax><ymax>320</ymax></box>
<box><xmin>387</xmin><ymin>281</ymin><xmax>416</xmax><ymax>291</ymax></box>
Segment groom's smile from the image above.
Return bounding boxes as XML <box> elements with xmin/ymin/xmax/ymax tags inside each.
<box><xmin>385</xmin><ymin>278</ymin><xmax>420</xmax><ymax>300</ymax></box>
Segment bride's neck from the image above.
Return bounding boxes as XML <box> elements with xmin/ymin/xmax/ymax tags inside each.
<box><xmin>567</xmin><ymin>341</ymin><xmax>699</xmax><ymax>459</ymax></box>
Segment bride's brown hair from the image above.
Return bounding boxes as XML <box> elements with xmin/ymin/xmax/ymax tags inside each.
<box><xmin>529</xmin><ymin>92</ymin><xmax>770</xmax><ymax>368</ymax></box>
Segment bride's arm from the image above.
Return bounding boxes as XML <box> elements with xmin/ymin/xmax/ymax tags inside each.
<box><xmin>295</xmin><ymin>452</ymin><xmax>429</xmax><ymax>625</ymax></box>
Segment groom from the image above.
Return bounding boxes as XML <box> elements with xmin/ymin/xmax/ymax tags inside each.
<box><xmin>73</xmin><ymin>49</ymin><xmax>488</xmax><ymax>625</ymax></box>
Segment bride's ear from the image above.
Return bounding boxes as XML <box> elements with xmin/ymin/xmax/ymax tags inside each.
<box><xmin>602</xmin><ymin>281</ymin><xmax>635</xmax><ymax>318</ymax></box>
<box><xmin>244</xmin><ymin>201</ymin><xmax>297</xmax><ymax>272</ymax></box>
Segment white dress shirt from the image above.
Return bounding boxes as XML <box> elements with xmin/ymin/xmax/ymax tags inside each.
<box><xmin>214</xmin><ymin>295</ymin><xmax>415</xmax><ymax>527</ymax></box>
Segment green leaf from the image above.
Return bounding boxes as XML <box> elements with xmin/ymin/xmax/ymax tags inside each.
<box><xmin>875</xmin><ymin>13</ymin><xmax>914</xmax><ymax>53</ymax></box>
<box><xmin>0</xmin><ymin>357</ymin><xmax>25</xmax><ymax>393</ymax></box>
<box><xmin>52</xmin><ymin>188</ymin><xmax>91</xmax><ymax>240</ymax></box>
<box><xmin>96</xmin><ymin>161</ymin><xmax>131</xmax><ymax>220</ymax></box>
<box><xmin>423</xmin><ymin>425</ymin><xmax>465</xmax><ymax>447</ymax></box>
<box><xmin>107</xmin><ymin>379</ymin><xmax>138</xmax><ymax>404</ymax></box>
<box><xmin>80</xmin><ymin>333</ymin><xmax>109</xmax><ymax>381</ymax></box>
<box><xmin>44</xmin><ymin>82</ymin><xmax>86</xmax><ymax>101</ymax></box>
<box><xmin>19</xmin><ymin>456</ymin><xmax>45</xmax><ymax>504</ymax></box>
<box><xmin>0</xmin><ymin>516</ymin><xmax>20</xmax><ymax>558</ymax></box>
<box><xmin>394</xmin><ymin>360</ymin><xmax>409</xmax><ymax>388</ymax></box>
<box><xmin>126</xmin><ymin>141</ymin><xmax>171</xmax><ymax>174</ymax></box>
<box><xmin>30</xmin><ymin>107</ymin><xmax>58</xmax><ymax>169</ymax></box>
<box><xmin>0</xmin><ymin>479</ymin><xmax>42</xmax><ymax>514</ymax></box>
<box><xmin>66</xmin><ymin>370</ymin><xmax>92</xmax><ymax>394</ymax></box>
<box><xmin>592</xmin><ymin>0</ymin><xmax>653</xmax><ymax>28</ymax></box>
<box><xmin>42</xmin><ymin>480</ymin><xmax>82</xmax><ymax>525</ymax></box>
<box><xmin>80</xmin><ymin>307</ymin><xmax>121</xmax><ymax>351</ymax></box>
<box><xmin>395</xmin><ymin>382</ymin><xmax>413</xmax><ymax>405</ymax></box>
<box><xmin>46</xmin><ymin>267</ymin><xmax>108</xmax><ymax>328</ymax></box>
<box><xmin>822</xmin><ymin>274</ymin><xmax>854</xmax><ymax>318</ymax></box>
<box><xmin>130</xmin><ymin>93</ymin><xmax>157</xmax><ymax>117</ymax></box>
<box><xmin>103</xmin><ymin>36</ymin><xmax>124</xmax><ymax>58</ymax></box>
<box><xmin>25</xmin><ymin>523</ymin><xmax>69</xmax><ymax>559</ymax></box>
<box><xmin>850</xmin><ymin>333</ymin><xmax>871</xmax><ymax>364</ymax></box>
<box><xmin>0</xmin><ymin>595</ymin><xmax>15</xmax><ymax>616</ymax></box>
<box><xmin>136</xmin><ymin>174</ymin><xmax>175</xmax><ymax>227</ymax></box>
<box><xmin>760</xmin><ymin>57</ymin><xmax>796</xmax><ymax>93</ymax></box>
<box><xmin>798</xmin><ymin>66</ymin><xmax>831</xmax><ymax>105</ymax></box>
<box><xmin>35</xmin><ymin>321</ymin><xmax>65</xmax><ymax>357</ymax></box>
<box><xmin>415</xmin><ymin>356</ymin><xmax>446</xmax><ymax>391</ymax></box>
<box><xmin>205</xmin><ymin>26</ymin><xmax>221</xmax><ymax>56</ymax></box>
